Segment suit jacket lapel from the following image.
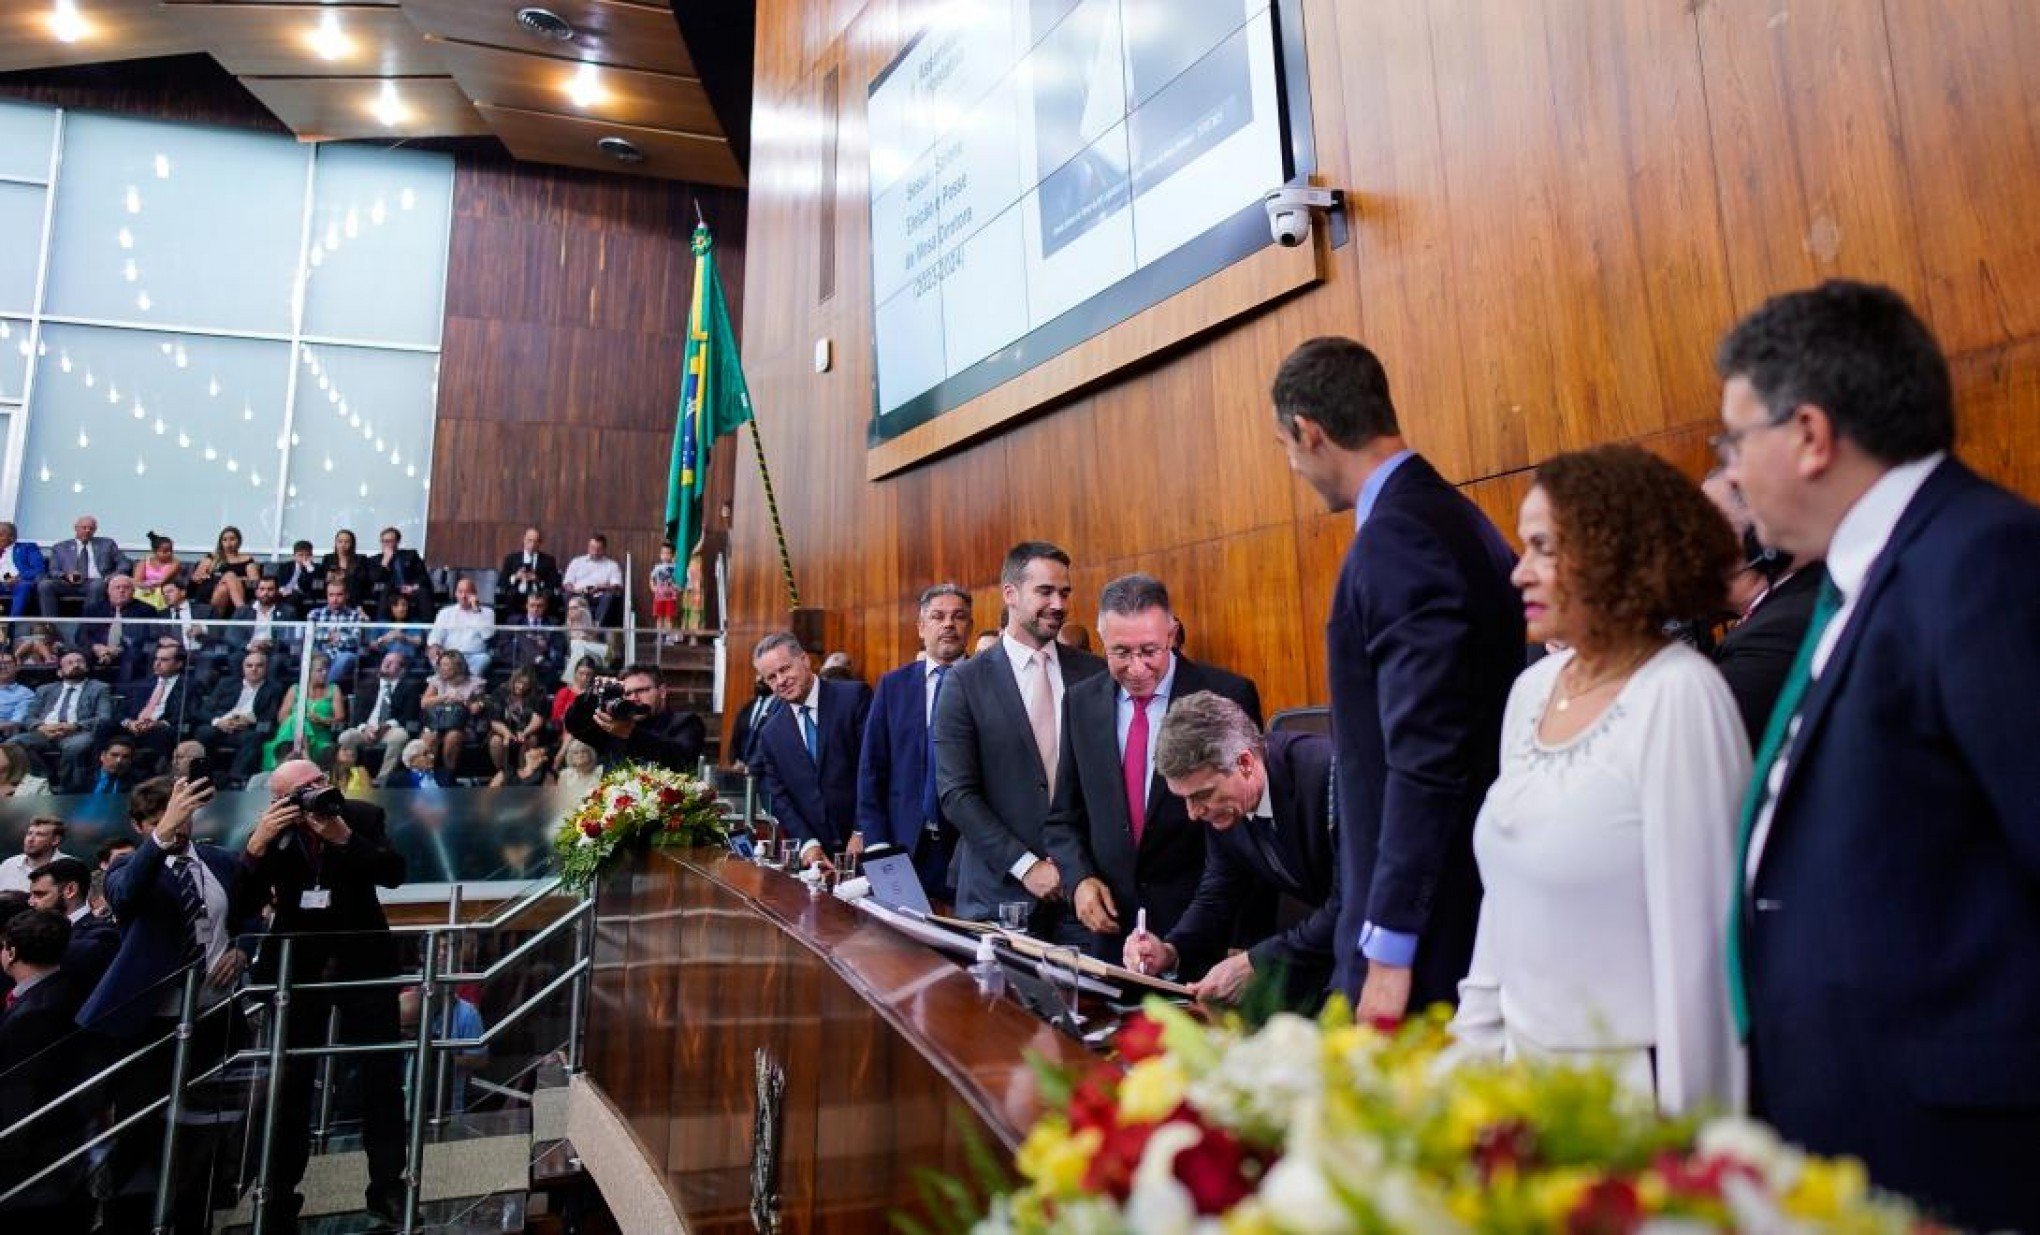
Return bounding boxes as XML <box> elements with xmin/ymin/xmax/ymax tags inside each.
<box><xmin>980</xmin><ymin>650</ymin><xmax>1043</xmax><ymax>778</ymax></box>
<box><xmin>1080</xmin><ymin>676</ymin><xmax>1133</xmax><ymax>847</ymax></box>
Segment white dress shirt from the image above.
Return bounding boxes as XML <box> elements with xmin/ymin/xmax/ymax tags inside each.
<box><xmin>428</xmin><ymin>604</ymin><xmax>497</xmax><ymax>656</ymax></box>
<box><xmin>1000</xmin><ymin>633</ymin><xmax>1067</xmax><ymax>881</ymax></box>
<box><xmin>218</xmin><ymin>679</ymin><xmax>262</xmax><ymax>725</ymax></box>
<box><xmin>562</xmin><ymin>554</ymin><xmax>623</xmax><ymax>594</ymax></box>
<box><xmin>1452</xmin><ymin>643</ymin><xmax>1749</xmax><ymax>1115</ymax></box>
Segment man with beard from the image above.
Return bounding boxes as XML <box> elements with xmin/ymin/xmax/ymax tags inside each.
<box><xmin>933</xmin><ymin>542</ymin><xmax>1105</xmax><ymax>936</ymax></box>
<box><xmin>8</xmin><ymin>651</ymin><xmax>115</xmax><ymax>785</ymax></box>
<box><xmin>855</xmin><ymin>584</ymin><xmax>973</xmax><ymax>899</ymax></box>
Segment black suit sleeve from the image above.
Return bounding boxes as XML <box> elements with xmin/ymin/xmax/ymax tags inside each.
<box><xmin>1039</xmin><ymin>698</ymin><xmax>1096</xmax><ymax>890</ymax></box>
<box><xmin>1251</xmin><ymin>883</ymin><xmax>1341</xmax><ymax>977</ymax></box>
<box><xmin>1167</xmin><ymin>839</ymin><xmax>1259</xmax><ymax>978</ymax></box>
<box><xmin>629</xmin><ymin>711</ymin><xmax>705</xmax><ymax>771</ymax></box>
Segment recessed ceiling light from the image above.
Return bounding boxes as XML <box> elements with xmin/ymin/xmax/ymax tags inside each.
<box><xmin>307</xmin><ymin>9</ymin><xmax>354</xmax><ymax>61</ymax></box>
<box><xmin>566</xmin><ymin>61</ymin><xmax>607</xmax><ymax>110</ymax></box>
<box><xmin>596</xmin><ymin>136</ymin><xmax>644</xmax><ymax>165</ymax></box>
<box><xmin>371</xmin><ymin>79</ymin><xmax>410</xmax><ymax>127</ymax></box>
<box><xmin>515</xmin><ymin>7</ymin><xmax>576</xmax><ymax>41</ymax></box>
<box><xmin>48</xmin><ymin>0</ymin><xmax>87</xmax><ymax>43</ymax></box>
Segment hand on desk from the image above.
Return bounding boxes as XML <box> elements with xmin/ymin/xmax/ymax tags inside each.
<box><xmin>1190</xmin><ymin>952</ymin><xmax>1255</xmax><ymax>1004</ymax></box>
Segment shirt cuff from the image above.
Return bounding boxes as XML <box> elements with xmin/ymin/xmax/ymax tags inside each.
<box><xmin>1359</xmin><ymin>922</ymin><xmax>1419</xmax><ymax>968</ymax></box>
<box><xmin>799</xmin><ymin>839</ymin><xmax>822</xmax><ymax>856</ymax></box>
<box><xmin>1010</xmin><ymin>853</ymin><xmax>1040</xmax><ymax>882</ymax></box>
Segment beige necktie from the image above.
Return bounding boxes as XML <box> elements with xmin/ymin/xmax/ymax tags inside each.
<box><xmin>1023</xmin><ymin>648</ymin><xmax>1058</xmax><ymax>796</ymax></box>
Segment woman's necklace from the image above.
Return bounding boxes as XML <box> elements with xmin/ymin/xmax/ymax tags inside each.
<box><xmin>1553</xmin><ymin>644</ymin><xmax>1657</xmax><ymax>712</ymax></box>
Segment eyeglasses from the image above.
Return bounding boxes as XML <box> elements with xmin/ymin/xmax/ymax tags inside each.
<box><xmin>1709</xmin><ymin>412</ymin><xmax>1796</xmax><ymax>466</ymax></box>
<box><xmin>1104</xmin><ymin>644</ymin><xmax>1170</xmax><ymax>665</ymax></box>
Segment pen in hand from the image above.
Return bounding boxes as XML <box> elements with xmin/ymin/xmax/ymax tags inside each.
<box><xmin>1133</xmin><ymin>908</ymin><xmax>1149</xmax><ymax>975</ymax></box>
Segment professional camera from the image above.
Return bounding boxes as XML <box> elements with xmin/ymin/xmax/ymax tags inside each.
<box><xmin>591</xmin><ymin>678</ymin><xmax>652</xmax><ymax>722</ymax></box>
<box><xmin>289</xmin><ymin>783</ymin><xmax>347</xmax><ymax>817</ymax></box>
<box><xmin>1263</xmin><ymin>183</ymin><xmax>1344</xmax><ymax>248</ymax></box>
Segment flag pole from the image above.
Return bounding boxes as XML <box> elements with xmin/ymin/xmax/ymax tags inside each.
<box><xmin>746</xmin><ymin>421</ymin><xmax>802</xmax><ymax>611</ymax></box>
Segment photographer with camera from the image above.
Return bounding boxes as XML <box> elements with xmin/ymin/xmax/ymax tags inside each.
<box><xmin>563</xmin><ymin>661</ymin><xmax>706</xmax><ymax>774</ymax></box>
<box><xmin>240</xmin><ymin>758</ymin><xmax>409</xmax><ymax>1228</ymax></box>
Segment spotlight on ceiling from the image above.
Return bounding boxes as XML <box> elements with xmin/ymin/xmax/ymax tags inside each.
<box><xmin>596</xmin><ymin>136</ymin><xmax>645</xmax><ymax>165</ymax></box>
<box><xmin>515</xmin><ymin>7</ymin><xmax>576</xmax><ymax>41</ymax></box>
<box><xmin>566</xmin><ymin>61</ymin><xmax>607</xmax><ymax>110</ymax></box>
<box><xmin>49</xmin><ymin>0</ymin><xmax>88</xmax><ymax>43</ymax></box>
<box><xmin>371</xmin><ymin>80</ymin><xmax>410</xmax><ymax>127</ymax></box>
<box><xmin>307</xmin><ymin>9</ymin><xmax>354</xmax><ymax>61</ymax></box>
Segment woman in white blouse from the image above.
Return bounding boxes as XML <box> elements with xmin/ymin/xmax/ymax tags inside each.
<box><xmin>1452</xmin><ymin>445</ymin><xmax>1751</xmax><ymax>1115</ymax></box>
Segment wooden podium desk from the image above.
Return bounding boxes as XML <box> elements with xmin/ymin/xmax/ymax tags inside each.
<box><xmin>578</xmin><ymin>847</ymin><xmax>1088</xmax><ymax>1233</ymax></box>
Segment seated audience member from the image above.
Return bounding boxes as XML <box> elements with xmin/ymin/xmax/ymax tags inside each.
<box><xmin>170</xmin><ymin>740</ymin><xmax>207</xmax><ymax>781</ymax></box>
<box><xmin>151</xmin><ymin>579</ymin><xmax>210</xmax><ymax>658</ymax></box>
<box><xmin>69</xmin><ymin>735</ymin><xmax>141</xmax><ymax>796</ymax></box>
<box><xmin>496</xmin><ymin>526</ymin><xmax>561</xmax><ymax>618</ymax></box>
<box><xmin>427</xmin><ymin>577</ymin><xmax>496</xmax><ymax>678</ymax></box>
<box><xmin>818</xmin><ymin>651</ymin><xmax>856</xmax><ymax>681</ymax></box>
<box><xmin>1125</xmin><ymin>694</ymin><xmax>1339</xmax><ymax>1006</ymax></box>
<box><xmin>492</xmin><ymin>741</ymin><xmax>553</xmax><ymax>788</ymax></box>
<box><xmin>369</xmin><ymin>526</ymin><xmax>429</xmax><ymax>618</ymax></box>
<box><xmin>262</xmin><ymin>652</ymin><xmax>346</xmax><ymax>772</ymax></box>
<box><xmin>497</xmin><ymin>592</ymin><xmax>563</xmax><ymax>681</ymax></box>
<box><xmin>0</xmin><ymin>651</ymin><xmax>35</xmax><ymax>738</ymax></box>
<box><xmin>560</xmin><ymin>534</ymin><xmax>625</xmax><ymax>628</ymax></box>
<box><xmin>420</xmin><ymin>650</ymin><xmax>487</xmax><ymax>784</ymax></box>
<box><xmin>0</xmin><ymin>743</ymin><xmax>51</xmax><ymax>797</ymax></box>
<box><xmin>561</xmin><ymin>597</ymin><xmax>612</xmax><ymax>680</ymax></box>
<box><xmin>130</xmin><ymin>532</ymin><xmax>185</xmax><ymax>610</ymax></box>
<box><xmin>342</xmin><ymin>652</ymin><xmax>426</xmax><ymax>785</ymax></box>
<box><xmin>36</xmin><ymin>513</ymin><xmax>129</xmax><ymax>621</ymax></box>
<box><xmin>0</xmin><ymin>521</ymin><xmax>46</xmax><ymax>618</ymax></box>
<box><xmin>487</xmin><ymin>669</ymin><xmax>548</xmax><ymax>780</ymax></box>
<box><xmin>188</xmin><ymin>525</ymin><xmax>262</xmax><ymax>614</ymax></box>
<box><xmin>388</xmin><ymin>738</ymin><xmax>438</xmax><ymax>789</ymax></box>
<box><xmin>317</xmin><ymin>529</ymin><xmax>373</xmax><ymax>610</ymax></box>
<box><xmin>564</xmin><ymin>662</ymin><xmax>706</xmax><ymax>775</ymax></box>
<box><xmin>12</xmin><ymin>622</ymin><xmax>62</xmax><ymax>667</ymax></box>
<box><xmin>307</xmin><ymin>579</ymin><xmax>370</xmax><ymax>686</ymax></box>
<box><xmin>198</xmin><ymin>649</ymin><xmax>286</xmax><ymax>785</ymax></box>
<box><xmin>110</xmin><ymin>643</ymin><xmax>194</xmax><ymax>768</ymax></box>
<box><xmin>365</xmin><ymin>591</ymin><xmax>426</xmax><ymax>669</ymax></box>
<box><xmin>27</xmin><ymin>856</ymin><xmax>117</xmax><ymax>994</ymax></box>
<box><xmin>8</xmin><ymin>653</ymin><xmax>114</xmax><ymax>784</ymax></box>
<box><xmin>78</xmin><ymin>574</ymin><xmax>154</xmax><ymax>678</ymax></box>
<box><xmin>1451</xmin><ymin>445</ymin><xmax>1747</xmax><ymax>1116</ymax></box>
<box><xmin>0</xmin><ymin>907</ymin><xmax>88</xmax><ymax>1220</ymax></box>
<box><xmin>221</xmin><ymin>574</ymin><xmax>295</xmax><ymax>669</ymax></box>
<box><xmin>0</xmin><ymin>817</ymin><xmax>69</xmax><ymax>892</ymax></box>
<box><xmin>555</xmin><ymin>739</ymin><xmax>600</xmax><ymax>799</ymax></box>
<box><xmin>332</xmin><ymin>743</ymin><xmax>374</xmax><ymax>795</ymax></box>
<box><xmin>550</xmin><ymin>658</ymin><xmax>597</xmax><ymax>729</ymax></box>
<box><xmin>274</xmin><ymin>539</ymin><xmax>322</xmax><ymax>618</ymax></box>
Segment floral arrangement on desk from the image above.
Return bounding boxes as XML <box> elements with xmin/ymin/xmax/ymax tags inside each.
<box><xmin>955</xmin><ymin>1001</ymin><xmax>1938</xmax><ymax>1235</ymax></box>
<box><xmin>552</xmin><ymin>762</ymin><xmax>727</xmax><ymax>893</ymax></box>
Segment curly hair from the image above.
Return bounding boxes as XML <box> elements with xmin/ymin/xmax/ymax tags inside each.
<box><xmin>1534</xmin><ymin>445</ymin><xmax>1738</xmax><ymax>646</ymax></box>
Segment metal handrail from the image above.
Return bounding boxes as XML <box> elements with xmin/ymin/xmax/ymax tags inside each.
<box><xmin>238</xmin><ymin>891</ymin><xmax>591</xmax><ymax>998</ymax></box>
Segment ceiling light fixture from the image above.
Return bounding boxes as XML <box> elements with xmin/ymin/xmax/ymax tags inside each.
<box><xmin>596</xmin><ymin>136</ymin><xmax>644</xmax><ymax>165</ymax></box>
<box><xmin>48</xmin><ymin>0</ymin><xmax>87</xmax><ymax>43</ymax></box>
<box><xmin>308</xmin><ymin>9</ymin><xmax>353</xmax><ymax>61</ymax></box>
<box><xmin>566</xmin><ymin>60</ymin><xmax>607</xmax><ymax>109</ymax></box>
<box><xmin>371</xmin><ymin>79</ymin><xmax>410</xmax><ymax>127</ymax></box>
<box><xmin>515</xmin><ymin>6</ymin><xmax>576</xmax><ymax>41</ymax></box>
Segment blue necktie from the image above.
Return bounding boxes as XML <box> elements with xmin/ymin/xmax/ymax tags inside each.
<box><xmin>922</xmin><ymin>665</ymin><xmax>950</xmax><ymax>826</ymax></box>
<box><xmin>799</xmin><ymin>705</ymin><xmax>818</xmax><ymax>765</ymax></box>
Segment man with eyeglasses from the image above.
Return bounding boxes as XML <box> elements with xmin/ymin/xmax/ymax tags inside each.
<box><xmin>564</xmin><ymin>661</ymin><xmax>707</xmax><ymax>775</ymax></box>
<box><xmin>1040</xmin><ymin>574</ymin><xmax>1261</xmax><ymax>962</ymax></box>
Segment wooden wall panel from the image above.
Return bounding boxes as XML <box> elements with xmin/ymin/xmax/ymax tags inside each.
<box><xmin>726</xmin><ymin>0</ymin><xmax>2040</xmax><ymax>728</ymax></box>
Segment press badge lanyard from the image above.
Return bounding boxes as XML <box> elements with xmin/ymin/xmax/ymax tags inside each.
<box><xmin>300</xmin><ymin>833</ymin><xmax>331</xmax><ymax>910</ymax></box>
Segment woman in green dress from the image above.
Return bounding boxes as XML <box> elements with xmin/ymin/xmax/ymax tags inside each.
<box><xmin>263</xmin><ymin>652</ymin><xmax>348</xmax><ymax>771</ymax></box>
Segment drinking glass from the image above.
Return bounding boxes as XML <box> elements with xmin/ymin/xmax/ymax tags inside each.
<box><xmin>995</xmin><ymin>901</ymin><xmax>1030</xmax><ymax>932</ymax></box>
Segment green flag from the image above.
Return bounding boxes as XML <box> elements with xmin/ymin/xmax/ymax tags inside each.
<box><xmin>665</xmin><ymin>223</ymin><xmax>754</xmax><ymax>558</ymax></box>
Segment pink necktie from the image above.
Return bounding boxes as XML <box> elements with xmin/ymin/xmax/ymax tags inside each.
<box><xmin>141</xmin><ymin>677</ymin><xmax>168</xmax><ymax>722</ymax></box>
<box><xmin>1124</xmin><ymin>695</ymin><xmax>1153</xmax><ymax>846</ymax></box>
<box><xmin>1024</xmin><ymin>649</ymin><xmax>1058</xmax><ymax>796</ymax></box>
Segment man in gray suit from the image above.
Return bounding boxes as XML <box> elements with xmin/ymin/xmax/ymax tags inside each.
<box><xmin>36</xmin><ymin>513</ymin><xmax>129</xmax><ymax>620</ymax></box>
<box><xmin>5</xmin><ymin>650</ymin><xmax>116</xmax><ymax>783</ymax></box>
<box><xmin>933</xmin><ymin>541</ymin><xmax>1105</xmax><ymax>938</ymax></box>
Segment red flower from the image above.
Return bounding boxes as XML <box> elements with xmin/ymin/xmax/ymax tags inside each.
<box><xmin>614</xmin><ymin>794</ymin><xmax>636</xmax><ymax>811</ymax></box>
<box><xmin>1114</xmin><ymin>1013</ymin><xmax>1165</xmax><ymax>1065</ymax></box>
<box><xmin>1170</xmin><ymin>1121</ymin><xmax>1263</xmax><ymax>1215</ymax></box>
<box><xmin>658</xmin><ymin>787</ymin><xmax>684</xmax><ymax>807</ymax></box>
<box><xmin>1473</xmin><ymin>1119</ymin><xmax>1540</xmax><ymax>1183</ymax></box>
<box><xmin>1082</xmin><ymin>1118</ymin><xmax>1156</xmax><ymax>1202</ymax></box>
<box><xmin>1066</xmin><ymin>1066</ymin><xmax>1122</xmax><ymax>1137</ymax></box>
<box><xmin>1654</xmin><ymin>1151</ymin><xmax>1761</xmax><ymax>1201</ymax></box>
<box><xmin>1566</xmin><ymin>1177</ymin><xmax>1643</xmax><ymax>1235</ymax></box>
<box><xmin>579</xmin><ymin>818</ymin><xmax>602</xmax><ymax>838</ymax></box>
<box><xmin>664</xmin><ymin>815</ymin><xmax>684</xmax><ymax>830</ymax></box>
<box><xmin>1367</xmin><ymin>1015</ymin><xmax>1403</xmax><ymax>1034</ymax></box>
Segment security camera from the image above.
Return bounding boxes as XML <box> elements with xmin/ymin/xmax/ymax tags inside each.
<box><xmin>1263</xmin><ymin>185</ymin><xmax>1343</xmax><ymax>248</ymax></box>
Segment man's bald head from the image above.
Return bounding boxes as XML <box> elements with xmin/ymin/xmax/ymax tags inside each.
<box><xmin>269</xmin><ymin>759</ymin><xmax>322</xmax><ymax>799</ymax></box>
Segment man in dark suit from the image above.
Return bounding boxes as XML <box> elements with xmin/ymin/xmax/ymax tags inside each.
<box><xmin>77</xmin><ymin>572</ymin><xmax>156</xmax><ymax>680</ymax></box>
<box><xmin>728</xmin><ymin>679</ymin><xmax>774</xmax><ymax>771</ymax></box>
<box><xmin>750</xmin><ymin>631</ymin><xmax>872</xmax><ymax>866</ymax></box>
<box><xmin>27</xmin><ymin>856</ymin><xmax>118</xmax><ymax>996</ymax></box>
<box><xmin>1720</xmin><ymin>280</ymin><xmax>2040</xmax><ymax>1232</ymax></box>
<box><xmin>9</xmin><ymin>651</ymin><xmax>117</xmax><ymax>784</ymax></box>
<box><xmin>1272</xmin><ymin>338</ymin><xmax>1523</xmax><ymax>1021</ymax></box>
<box><xmin>197</xmin><ymin>648</ymin><xmax>288</xmax><ymax>784</ymax></box>
<box><xmin>339</xmin><ymin>651</ymin><xmax>426</xmax><ymax>784</ymax></box>
<box><xmin>369</xmin><ymin>525</ymin><xmax>430</xmax><ymax>618</ymax></box>
<box><xmin>1701</xmin><ymin>471</ymin><xmax>1828</xmax><ymax>743</ymax></box>
<box><xmin>0</xmin><ymin>908</ymin><xmax>87</xmax><ymax>1221</ymax></box>
<box><xmin>1041</xmin><ymin>574</ymin><xmax>1263</xmax><ymax>961</ymax></box>
<box><xmin>495</xmin><ymin>525</ymin><xmax>562</xmax><ymax>618</ymax></box>
<box><xmin>1128</xmin><ymin>693</ymin><xmax>1341</xmax><ymax>1005</ymax></box>
<box><xmin>34</xmin><ymin>512</ymin><xmax>129</xmax><ymax>623</ymax></box>
<box><xmin>273</xmin><ymin>540</ymin><xmax>322</xmax><ymax>619</ymax></box>
<box><xmin>106</xmin><ymin>641</ymin><xmax>194</xmax><ymax>769</ymax></box>
<box><xmin>934</xmin><ymin>541</ymin><xmax>1107</xmax><ymax>935</ymax></box>
<box><xmin>241</xmin><ymin>759</ymin><xmax>409</xmax><ymax>1226</ymax></box>
<box><xmin>63</xmin><ymin>733</ymin><xmax>141</xmax><ymax>795</ymax></box>
<box><xmin>0</xmin><ymin>521</ymin><xmax>47</xmax><ymax>618</ymax></box>
<box><xmin>497</xmin><ymin>590</ymin><xmax>565</xmax><ymax>682</ymax></box>
<box><xmin>855</xmin><ymin>584</ymin><xmax>973</xmax><ymax>899</ymax></box>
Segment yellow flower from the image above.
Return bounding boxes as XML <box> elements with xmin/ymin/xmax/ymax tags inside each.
<box><xmin>1781</xmin><ymin>1155</ymin><xmax>1869</xmax><ymax>1221</ymax></box>
<box><xmin>1014</xmin><ymin>1118</ymin><xmax>1099</xmax><ymax>1199</ymax></box>
<box><xmin>1119</xmin><ymin>1056</ymin><xmax>1189</xmax><ymax>1124</ymax></box>
<box><xmin>1220</xmin><ymin>1197</ymin><xmax>1278</xmax><ymax>1235</ymax></box>
<box><xmin>1529</xmin><ymin>1169</ymin><xmax>1596</xmax><ymax>1226</ymax></box>
<box><xmin>1441</xmin><ymin>1089</ymin><xmax>1502</xmax><ymax>1152</ymax></box>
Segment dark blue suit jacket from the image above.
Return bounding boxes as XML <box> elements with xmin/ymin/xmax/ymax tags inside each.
<box><xmin>76</xmin><ymin>835</ymin><xmax>260</xmax><ymax>1042</ymax></box>
<box><xmin>0</xmin><ymin>540</ymin><xmax>45</xmax><ymax>615</ymax></box>
<box><xmin>1744</xmin><ymin>459</ymin><xmax>2040</xmax><ymax>1233</ymax></box>
<box><xmin>1326</xmin><ymin>453</ymin><xmax>1523</xmax><ymax>1004</ymax></box>
<box><xmin>753</xmin><ymin>677</ymin><xmax>872</xmax><ymax>854</ymax></box>
<box><xmin>856</xmin><ymin>660</ymin><xmax>941</xmax><ymax>853</ymax></box>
